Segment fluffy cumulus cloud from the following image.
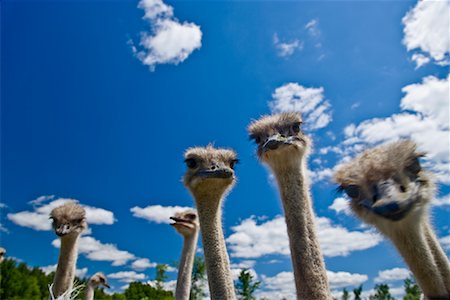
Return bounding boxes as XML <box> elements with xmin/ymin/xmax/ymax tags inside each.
<box><xmin>131</xmin><ymin>258</ymin><xmax>157</xmax><ymax>271</ymax></box>
<box><xmin>340</xmin><ymin>75</ymin><xmax>450</xmax><ymax>184</ymax></box>
<box><xmin>130</xmin><ymin>204</ymin><xmax>192</xmax><ymax>224</ymax></box>
<box><xmin>132</xmin><ymin>0</ymin><xmax>202</xmax><ymax>71</ymax></box>
<box><xmin>402</xmin><ymin>0</ymin><xmax>449</xmax><ymax>67</ymax></box>
<box><xmin>374</xmin><ymin>267</ymin><xmax>411</xmax><ymax>283</ymax></box>
<box><xmin>226</xmin><ymin>215</ymin><xmax>382</xmax><ymax>258</ymax></box>
<box><xmin>329</xmin><ymin>197</ymin><xmax>352</xmax><ymax>215</ymax></box>
<box><xmin>433</xmin><ymin>193</ymin><xmax>450</xmax><ymax>207</ymax></box>
<box><xmin>7</xmin><ymin>196</ymin><xmax>115</xmax><ymax>231</ymax></box>
<box><xmin>273</xmin><ymin>33</ymin><xmax>303</xmax><ymax>57</ymax></box>
<box><xmin>108</xmin><ymin>271</ymin><xmax>147</xmax><ymax>283</ymax></box>
<box><xmin>40</xmin><ymin>264</ymin><xmax>88</xmax><ymax>278</ymax></box>
<box><xmin>52</xmin><ymin>236</ymin><xmax>136</xmax><ymax>266</ymax></box>
<box><xmin>256</xmin><ymin>270</ymin><xmax>367</xmax><ymax>299</ymax></box>
<box><xmin>269</xmin><ymin>83</ymin><xmax>332</xmax><ymax>131</ymax></box>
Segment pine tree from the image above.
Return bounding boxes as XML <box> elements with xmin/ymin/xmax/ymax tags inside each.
<box><xmin>369</xmin><ymin>284</ymin><xmax>394</xmax><ymax>300</ymax></box>
<box><xmin>353</xmin><ymin>285</ymin><xmax>363</xmax><ymax>300</ymax></box>
<box><xmin>235</xmin><ymin>268</ymin><xmax>261</xmax><ymax>300</ymax></box>
<box><xmin>190</xmin><ymin>256</ymin><xmax>207</xmax><ymax>300</ymax></box>
<box><xmin>341</xmin><ymin>288</ymin><xmax>350</xmax><ymax>300</ymax></box>
<box><xmin>403</xmin><ymin>277</ymin><xmax>421</xmax><ymax>300</ymax></box>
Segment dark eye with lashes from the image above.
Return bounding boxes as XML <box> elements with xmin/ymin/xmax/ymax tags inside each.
<box><xmin>230</xmin><ymin>159</ymin><xmax>239</xmax><ymax>169</ymax></box>
<box><xmin>338</xmin><ymin>185</ymin><xmax>361</xmax><ymax>199</ymax></box>
<box><xmin>185</xmin><ymin>158</ymin><xmax>198</xmax><ymax>169</ymax></box>
<box><xmin>291</xmin><ymin>122</ymin><xmax>301</xmax><ymax>134</ymax></box>
<box><xmin>406</xmin><ymin>157</ymin><xmax>421</xmax><ymax>175</ymax></box>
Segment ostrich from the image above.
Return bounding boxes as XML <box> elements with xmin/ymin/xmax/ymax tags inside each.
<box><xmin>170</xmin><ymin>209</ymin><xmax>200</xmax><ymax>300</ymax></box>
<box><xmin>334</xmin><ymin>140</ymin><xmax>450</xmax><ymax>298</ymax></box>
<box><xmin>248</xmin><ymin>112</ymin><xmax>331</xmax><ymax>299</ymax></box>
<box><xmin>84</xmin><ymin>272</ymin><xmax>110</xmax><ymax>300</ymax></box>
<box><xmin>50</xmin><ymin>202</ymin><xmax>87</xmax><ymax>299</ymax></box>
<box><xmin>183</xmin><ymin>145</ymin><xmax>238</xmax><ymax>300</ymax></box>
<box><xmin>0</xmin><ymin>247</ymin><xmax>5</xmax><ymax>263</ymax></box>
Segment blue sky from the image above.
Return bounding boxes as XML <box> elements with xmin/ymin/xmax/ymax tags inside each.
<box><xmin>1</xmin><ymin>0</ymin><xmax>449</xmax><ymax>298</ymax></box>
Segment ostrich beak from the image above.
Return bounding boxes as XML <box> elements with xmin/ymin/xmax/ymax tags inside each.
<box><xmin>102</xmin><ymin>282</ymin><xmax>111</xmax><ymax>289</ymax></box>
<box><xmin>262</xmin><ymin>135</ymin><xmax>285</xmax><ymax>151</ymax></box>
<box><xmin>195</xmin><ymin>169</ymin><xmax>233</xmax><ymax>179</ymax></box>
<box><xmin>55</xmin><ymin>224</ymin><xmax>71</xmax><ymax>236</ymax></box>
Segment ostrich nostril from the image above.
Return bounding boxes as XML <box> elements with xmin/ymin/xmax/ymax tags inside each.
<box><xmin>372</xmin><ymin>186</ymin><xmax>380</xmax><ymax>203</ymax></box>
<box><xmin>400</xmin><ymin>185</ymin><xmax>406</xmax><ymax>193</ymax></box>
<box><xmin>211</xmin><ymin>165</ymin><xmax>217</xmax><ymax>170</ymax></box>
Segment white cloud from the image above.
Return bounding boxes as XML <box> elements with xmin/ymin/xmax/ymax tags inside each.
<box><xmin>256</xmin><ymin>270</ymin><xmax>367</xmax><ymax>299</ymax></box>
<box><xmin>439</xmin><ymin>235</ymin><xmax>450</xmax><ymax>251</ymax></box>
<box><xmin>7</xmin><ymin>197</ymin><xmax>115</xmax><ymax>231</ymax></box>
<box><xmin>326</xmin><ymin>270</ymin><xmax>368</xmax><ymax>289</ymax></box>
<box><xmin>130</xmin><ymin>204</ymin><xmax>192</xmax><ymax>224</ymax></box>
<box><xmin>147</xmin><ymin>279</ymin><xmax>177</xmax><ymax>292</ymax></box>
<box><xmin>433</xmin><ymin>194</ymin><xmax>450</xmax><ymax>207</ymax></box>
<box><xmin>402</xmin><ymin>0</ymin><xmax>449</xmax><ymax>66</ymax></box>
<box><xmin>230</xmin><ymin>260</ymin><xmax>256</xmax><ymax>269</ymax></box>
<box><xmin>411</xmin><ymin>53</ymin><xmax>431</xmax><ymax>69</ymax></box>
<box><xmin>309</xmin><ymin>167</ymin><xmax>334</xmax><ymax>183</ymax></box>
<box><xmin>341</xmin><ymin>75</ymin><xmax>450</xmax><ymax>184</ymax></box>
<box><xmin>374</xmin><ymin>267</ymin><xmax>411</xmax><ymax>283</ymax></box>
<box><xmin>131</xmin><ymin>258</ymin><xmax>157</xmax><ymax>271</ymax></box>
<box><xmin>226</xmin><ymin>215</ymin><xmax>382</xmax><ymax>258</ymax></box>
<box><xmin>329</xmin><ymin>197</ymin><xmax>352</xmax><ymax>216</ymax></box>
<box><xmin>273</xmin><ymin>33</ymin><xmax>302</xmax><ymax>57</ymax></box>
<box><xmin>52</xmin><ymin>236</ymin><xmax>136</xmax><ymax>266</ymax></box>
<box><xmin>108</xmin><ymin>271</ymin><xmax>147</xmax><ymax>283</ymax></box>
<box><xmin>269</xmin><ymin>82</ymin><xmax>332</xmax><ymax>130</ymax></box>
<box><xmin>133</xmin><ymin>0</ymin><xmax>202</xmax><ymax>71</ymax></box>
<box><xmin>40</xmin><ymin>264</ymin><xmax>88</xmax><ymax>279</ymax></box>
<box><xmin>305</xmin><ymin>19</ymin><xmax>320</xmax><ymax>37</ymax></box>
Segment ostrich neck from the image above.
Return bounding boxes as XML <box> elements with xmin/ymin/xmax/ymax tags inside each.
<box><xmin>84</xmin><ymin>282</ymin><xmax>95</xmax><ymax>300</ymax></box>
<box><xmin>52</xmin><ymin>234</ymin><xmax>79</xmax><ymax>299</ymax></box>
<box><xmin>196</xmin><ymin>196</ymin><xmax>236</xmax><ymax>300</ymax></box>
<box><xmin>388</xmin><ymin>221</ymin><xmax>448</xmax><ymax>298</ymax></box>
<box><xmin>424</xmin><ymin>223</ymin><xmax>450</xmax><ymax>295</ymax></box>
<box><xmin>175</xmin><ymin>231</ymin><xmax>199</xmax><ymax>300</ymax></box>
<box><xmin>272</xmin><ymin>160</ymin><xmax>331</xmax><ymax>300</ymax></box>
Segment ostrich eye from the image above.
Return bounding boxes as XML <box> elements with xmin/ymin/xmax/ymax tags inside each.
<box><xmin>344</xmin><ymin>185</ymin><xmax>360</xmax><ymax>199</ymax></box>
<box><xmin>185</xmin><ymin>158</ymin><xmax>197</xmax><ymax>169</ymax></box>
<box><xmin>407</xmin><ymin>157</ymin><xmax>421</xmax><ymax>175</ymax></box>
<box><xmin>292</xmin><ymin>122</ymin><xmax>301</xmax><ymax>134</ymax></box>
<box><xmin>249</xmin><ymin>135</ymin><xmax>261</xmax><ymax>144</ymax></box>
<box><xmin>230</xmin><ymin>159</ymin><xmax>239</xmax><ymax>169</ymax></box>
<box><xmin>186</xmin><ymin>213</ymin><xmax>196</xmax><ymax>220</ymax></box>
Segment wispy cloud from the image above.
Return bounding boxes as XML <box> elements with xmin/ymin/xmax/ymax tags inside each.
<box><xmin>131</xmin><ymin>0</ymin><xmax>202</xmax><ymax>71</ymax></box>
<box><xmin>131</xmin><ymin>258</ymin><xmax>157</xmax><ymax>271</ymax></box>
<box><xmin>305</xmin><ymin>19</ymin><xmax>320</xmax><ymax>37</ymax></box>
<box><xmin>269</xmin><ymin>83</ymin><xmax>332</xmax><ymax>131</ymax></box>
<box><xmin>226</xmin><ymin>215</ymin><xmax>382</xmax><ymax>258</ymax></box>
<box><xmin>130</xmin><ymin>204</ymin><xmax>192</xmax><ymax>224</ymax></box>
<box><xmin>52</xmin><ymin>236</ymin><xmax>136</xmax><ymax>266</ymax></box>
<box><xmin>273</xmin><ymin>33</ymin><xmax>303</xmax><ymax>57</ymax></box>
<box><xmin>402</xmin><ymin>0</ymin><xmax>449</xmax><ymax>68</ymax></box>
<box><xmin>7</xmin><ymin>196</ymin><xmax>115</xmax><ymax>231</ymax></box>
<box><xmin>108</xmin><ymin>271</ymin><xmax>147</xmax><ymax>283</ymax></box>
<box><xmin>329</xmin><ymin>197</ymin><xmax>352</xmax><ymax>216</ymax></box>
<box><xmin>40</xmin><ymin>264</ymin><xmax>88</xmax><ymax>279</ymax></box>
<box><xmin>374</xmin><ymin>268</ymin><xmax>411</xmax><ymax>283</ymax></box>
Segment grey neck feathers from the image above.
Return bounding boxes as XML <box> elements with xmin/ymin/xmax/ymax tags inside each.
<box><xmin>51</xmin><ymin>234</ymin><xmax>80</xmax><ymax>299</ymax></box>
<box><xmin>84</xmin><ymin>282</ymin><xmax>95</xmax><ymax>300</ymax></box>
<box><xmin>196</xmin><ymin>198</ymin><xmax>236</xmax><ymax>300</ymax></box>
<box><xmin>387</xmin><ymin>219</ymin><xmax>450</xmax><ymax>298</ymax></box>
<box><xmin>272</xmin><ymin>160</ymin><xmax>331</xmax><ymax>300</ymax></box>
<box><xmin>175</xmin><ymin>231</ymin><xmax>199</xmax><ymax>300</ymax></box>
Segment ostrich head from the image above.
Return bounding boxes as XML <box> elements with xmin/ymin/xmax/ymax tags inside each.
<box><xmin>89</xmin><ymin>272</ymin><xmax>110</xmax><ymax>288</ymax></box>
<box><xmin>248</xmin><ymin>112</ymin><xmax>310</xmax><ymax>169</ymax></box>
<box><xmin>183</xmin><ymin>145</ymin><xmax>238</xmax><ymax>200</ymax></box>
<box><xmin>0</xmin><ymin>247</ymin><xmax>5</xmax><ymax>263</ymax></box>
<box><xmin>170</xmin><ymin>209</ymin><xmax>199</xmax><ymax>237</ymax></box>
<box><xmin>334</xmin><ymin>140</ymin><xmax>434</xmax><ymax>226</ymax></box>
<box><xmin>50</xmin><ymin>202</ymin><xmax>87</xmax><ymax>237</ymax></box>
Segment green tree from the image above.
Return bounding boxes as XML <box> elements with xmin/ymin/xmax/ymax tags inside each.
<box><xmin>403</xmin><ymin>277</ymin><xmax>421</xmax><ymax>300</ymax></box>
<box><xmin>369</xmin><ymin>284</ymin><xmax>394</xmax><ymax>300</ymax></box>
<box><xmin>341</xmin><ymin>288</ymin><xmax>350</xmax><ymax>300</ymax></box>
<box><xmin>353</xmin><ymin>285</ymin><xmax>363</xmax><ymax>300</ymax></box>
<box><xmin>190</xmin><ymin>256</ymin><xmax>207</xmax><ymax>300</ymax></box>
<box><xmin>124</xmin><ymin>281</ymin><xmax>173</xmax><ymax>300</ymax></box>
<box><xmin>235</xmin><ymin>268</ymin><xmax>261</xmax><ymax>300</ymax></box>
<box><xmin>155</xmin><ymin>263</ymin><xmax>169</xmax><ymax>291</ymax></box>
